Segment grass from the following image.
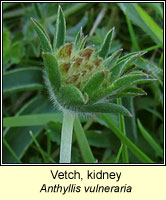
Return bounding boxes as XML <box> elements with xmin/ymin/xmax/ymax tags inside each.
<box><xmin>3</xmin><ymin>2</ymin><xmax>163</xmax><ymax>164</ymax></box>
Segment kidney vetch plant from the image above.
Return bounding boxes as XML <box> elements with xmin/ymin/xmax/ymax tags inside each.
<box><xmin>31</xmin><ymin>6</ymin><xmax>154</xmax><ymax>163</ymax></box>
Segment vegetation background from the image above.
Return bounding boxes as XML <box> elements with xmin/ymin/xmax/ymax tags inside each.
<box><xmin>3</xmin><ymin>2</ymin><xmax>164</xmax><ymax>164</ymax></box>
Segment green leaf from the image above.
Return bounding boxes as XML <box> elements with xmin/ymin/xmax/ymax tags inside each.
<box><xmin>58</xmin><ymin>85</ymin><xmax>85</xmax><ymax>108</ymax></box>
<box><xmin>119</xmin><ymin>52</ymin><xmax>145</xmax><ymax>76</ymax></box>
<box><xmin>123</xmin><ymin>87</ymin><xmax>147</xmax><ymax>94</ymax></box>
<box><xmin>80</xmin><ymin>35</ymin><xmax>88</xmax><ymax>50</ymax></box>
<box><xmin>137</xmin><ymin>119</ymin><xmax>163</xmax><ymax>158</ymax></box>
<box><xmin>73</xmin><ymin>27</ymin><xmax>88</xmax><ymax>50</ymax></box>
<box><xmin>53</xmin><ymin>5</ymin><xmax>66</xmax><ymax>50</ymax></box>
<box><xmin>31</xmin><ymin>17</ymin><xmax>52</xmax><ymax>52</ymax></box>
<box><xmin>3</xmin><ymin>67</ymin><xmax>43</xmax><ymax>94</ymax></box>
<box><xmin>109</xmin><ymin>87</ymin><xmax>147</xmax><ymax>98</ymax></box>
<box><xmin>139</xmin><ymin>3</ymin><xmax>163</xmax><ymax>19</ymax></box>
<box><xmin>85</xmin><ymin>130</ymin><xmax>113</xmax><ymax>148</ymax></box>
<box><xmin>106</xmin><ymin>73</ymin><xmax>152</xmax><ymax>95</ymax></box>
<box><xmin>33</xmin><ymin>3</ymin><xmax>42</xmax><ymax>19</ymax></box>
<box><xmin>9</xmin><ymin>41</ymin><xmax>25</xmax><ymax>64</ymax></box>
<box><xmin>104</xmin><ymin>49</ymin><xmax>123</xmax><ymax>70</ymax></box>
<box><xmin>81</xmin><ymin>103</ymin><xmax>132</xmax><ymax>117</ymax></box>
<box><xmin>118</xmin><ymin>51</ymin><xmax>139</xmax><ymax>63</ymax></box>
<box><xmin>118</xmin><ymin>3</ymin><xmax>163</xmax><ymax>45</ymax></box>
<box><xmin>3</xmin><ymin>28</ymin><xmax>25</xmax><ymax>65</ymax></box>
<box><xmin>3</xmin><ymin>138</ymin><xmax>22</xmax><ymax>163</ymax></box>
<box><xmin>82</xmin><ymin>71</ymin><xmax>105</xmax><ymax>98</ymax></box>
<box><xmin>137</xmin><ymin>57</ymin><xmax>163</xmax><ymax>87</ymax></box>
<box><xmin>42</xmin><ymin>52</ymin><xmax>61</xmax><ymax>90</ymax></box>
<box><xmin>3</xmin><ymin>113</ymin><xmax>62</xmax><ymax>127</ymax></box>
<box><xmin>134</xmin><ymin>4</ymin><xmax>163</xmax><ymax>44</ymax></box>
<box><xmin>115</xmin><ymin>144</ymin><xmax>123</xmax><ymax>163</ymax></box>
<box><xmin>74</xmin><ymin>27</ymin><xmax>84</xmax><ymax>50</ymax></box>
<box><xmin>125</xmin><ymin>10</ymin><xmax>140</xmax><ymax>51</ymax></box>
<box><xmin>98</xmin><ymin>27</ymin><xmax>115</xmax><ymax>58</ymax></box>
<box><xmin>74</xmin><ymin>116</ymin><xmax>96</xmax><ymax>163</ymax></box>
<box><xmin>3</xmin><ymin>28</ymin><xmax>11</xmax><ymax>64</ymax></box>
<box><xmin>117</xmin><ymin>98</ymin><xmax>129</xmax><ymax>163</ymax></box>
<box><xmin>101</xmin><ymin>114</ymin><xmax>154</xmax><ymax>163</ymax></box>
<box><xmin>3</xmin><ymin>95</ymin><xmax>53</xmax><ymax>163</ymax></box>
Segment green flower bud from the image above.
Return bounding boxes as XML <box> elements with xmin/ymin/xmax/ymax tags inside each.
<box><xmin>31</xmin><ymin>6</ymin><xmax>154</xmax><ymax>117</ymax></box>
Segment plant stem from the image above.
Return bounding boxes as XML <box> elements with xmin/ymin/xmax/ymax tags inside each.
<box><xmin>117</xmin><ymin>98</ymin><xmax>129</xmax><ymax>163</ymax></box>
<box><xmin>59</xmin><ymin>111</ymin><xmax>75</xmax><ymax>163</ymax></box>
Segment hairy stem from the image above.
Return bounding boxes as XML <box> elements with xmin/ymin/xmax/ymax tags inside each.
<box><xmin>59</xmin><ymin>111</ymin><xmax>75</xmax><ymax>163</ymax></box>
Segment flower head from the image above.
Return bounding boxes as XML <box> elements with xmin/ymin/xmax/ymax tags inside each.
<box><xmin>31</xmin><ymin>6</ymin><xmax>154</xmax><ymax>117</ymax></box>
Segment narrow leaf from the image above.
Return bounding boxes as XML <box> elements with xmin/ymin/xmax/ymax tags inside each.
<box><xmin>109</xmin><ymin>87</ymin><xmax>147</xmax><ymax>98</ymax></box>
<box><xmin>81</xmin><ymin>103</ymin><xmax>132</xmax><ymax>117</ymax></box>
<box><xmin>134</xmin><ymin>4</ymin><xmax>163</xmax><ymax>44</ymax></box>
<box><xmin>74</xmin><ymin>27</ymin><xmax>84</xmax><ymax>50</ymax></box>
<box><xmin>119</xmin><ymin>52</ymin><xmax>145</xmax><ymax>76</ymax></box>
<box><xmin>104</xmin><ymin>49</ymin><xmax>123</xmax><ymax>70</ymax></box>
<box><xmin>3</xmin><ymin>138</ymin><xmax>22</xmax><ymax>163</ymax></box>
<box><xmin>118</xmin><ymin>3</ymin><xmax>163</xmax><ymax>45</ymax></box>
<box><xmin>3</xmin><ymin>95</ymin><xmax>53</xmax><ymax>163</ymax></box>
<box><xmin>106</xmin><ymin>73</ymin><xmax>146</xmax><ymax>94</ymax></box>
<box><xmin>74</xmin><ymin>116</ymin><xmax>96</xmax><ymax>163</ymax></box>
<box><xmin>137</xmin><ymin>119</ymin><xmax>163</xmax><ymax>157</ymax></box>
<box><xmin>82</xmin><ymin>71</ymin><xmax>105</xmax><ymax>98</ymax></box>
<box><xmin>31</xmin><ymin>18</ymin><xmax>52</xmax><ymax>52</ymax></box>
<box><xmin>58</xmin><ymin>85</ymin><xmax>85</xmax><ymax>108</ymax></box>
<box><xmin>115</xmin><ymin>144</ymin><xmax>123</xmax><ymax>163</ymax></box>
<box><xmin>125</xmin><ymin>10</ymin><xmax>140</xmax><ymax>51</ymax></box>
<box><xmin>91</xmin><ymin>73</ymin><xmax>153</xmax><ymax>102</ymax></box>
<box><xmin>80</xmin><ymin>35</ymin><xmax>88</xmax><ymax>50</ymax></box>
<box><xmin>101</xmin><ymin>114</ymin><xmax>154</xmax><ymax>163</ymax></box>
<box><xmin>98</xmin><ymin>27</ymin><xmax>115</xmax><ymax>58</ymax></box>
<box><xmin>42</xmin><ymin>52</ymin><xmax>61</xmax><ymax>90</ymax></box>
<box><xmin>53</xmin><ymin>5</ymin><xmax>66</xmax><ymax>50</ymax></box>
<box><xmin>117</xmin><ymin>98</ymin><xmax>129</xmax><ymax>163</ymax></box>
<box><xmin>3</xmin><ymin>67</ymin><xmax>43</xmax><ymax>94</ymax></box>
<box><xmin>3</xmin><ymin>113</ymin><xmax>62</xmax><ymax>127</ymax></box>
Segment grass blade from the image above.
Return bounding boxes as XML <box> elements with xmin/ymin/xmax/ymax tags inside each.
<box><xmin>118</xmin><ymin>3</ymin><xmax>163</xmax><ymax>45</ymax></box>
<box><xmin>74</xmin><ymin>116</ymin><xmax>96</xmax><ymax>163</ymax></box>
<box><xmin>134</xmin><ymin>4</ymin><xmax>163</xmax><ymax>44</ymax></box>
<box><xmin>115</xmin><ymin>144</ymin><xmax>123</xmax><ymax>163</ymax></box>
<box><xmin>3</xmin><ymin>113</ymin><xmax>62</xmax><ymax>127</ymax></box>
<box><xmin>101</xmin><ymin>114</ymin><xmax>154</xmax><ymax>163</ymax></box>
<box><xmin>3</xmin><ymin>138</ymin><xmax>22</xmax><ymax>163</ymax></box>
<box><xmin>137</xmin><ymin>119</ymin><xmax>163</xmax><ymax>157</ymax></box>
<box><xmin>29</xmin><ymin>131</ymin><xmax>47</xmax><ymax>163</ymax></box>
<box><xmin>117</xmin><ymin>98</ymin><xmax>129</xmax><ymax>163</ymax></box>
<box><xmin>125</xmin><ymin>10</ymin><xmax>140</xmax><ymax>51</ymax></box>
